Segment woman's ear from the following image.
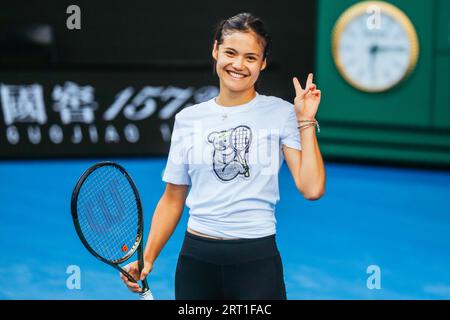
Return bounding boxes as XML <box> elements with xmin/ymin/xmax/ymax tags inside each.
<box><xmin>260</xmin><ymin>58</ymin><xmax>267</xmax><ymax>71</ymax></box>
<box><xmin>212</xmin><ymin>40</ymin><xmax>218</xmax><ymax>60</ymax></box>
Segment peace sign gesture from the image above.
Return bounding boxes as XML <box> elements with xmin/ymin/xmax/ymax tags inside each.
<box><xmin>292</xmin><ymin>73</ymin><xmax>321</xmax><ymax>120</ymax></box>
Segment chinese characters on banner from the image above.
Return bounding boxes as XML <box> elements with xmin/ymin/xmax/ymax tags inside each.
<box><xmin>0</xmin><ymin>81</ymin><xmax>218</xmax><ymax>157</ymax></box>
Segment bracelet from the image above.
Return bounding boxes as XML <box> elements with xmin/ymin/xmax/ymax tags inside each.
<box><xmin>298</xmin><ymin>124</ymin><xmax>315</xmax><ymax>132</ymax></box>
<box><xmin>297</xmin><ymin>119</ymin><xmax>320</xmax><ymax>133</ymax></box>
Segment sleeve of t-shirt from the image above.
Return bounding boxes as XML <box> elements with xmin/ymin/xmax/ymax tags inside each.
<box><xmin>162</xmin><ymin>114</ymin><xmax>191</xmax><ymax>185</ymax></box>
<box><xmin>280</xmin><ymin>105</ymin><xmax>302</xmax><ymax>150</ymax></box>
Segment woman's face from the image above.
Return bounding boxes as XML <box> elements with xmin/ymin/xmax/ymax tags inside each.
<box><xmin>212</xmin><ymin>31</ymin><xmax>267</xmax><ymax>93</ymax></box>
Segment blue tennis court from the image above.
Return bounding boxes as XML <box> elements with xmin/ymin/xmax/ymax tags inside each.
<box><xmin>1</xmin><ymin>159</ymin><xmax>449</xmax><ymax>299</ymax></box>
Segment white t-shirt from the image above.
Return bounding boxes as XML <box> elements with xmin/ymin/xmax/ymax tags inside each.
<box><xmin>162</xmin><ymin>92</ymin><xmax>301</xmax><ymax>239</ymax></box>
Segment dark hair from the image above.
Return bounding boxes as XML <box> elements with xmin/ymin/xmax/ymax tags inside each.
<box><xmin>212</xmin><ymin>12</ymin><xmax>272</xmax><ymax>88</ymax></box>
<box><xmin>213</xmin><ymin>12</ymin><xmax>272</xmax><ymax>60</ymax></box>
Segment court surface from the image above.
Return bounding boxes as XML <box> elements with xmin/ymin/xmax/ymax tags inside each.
<box><xmin>0</xmin><ymin>158</ymin><xmax>449</xmax><ymax>299</ymax></box>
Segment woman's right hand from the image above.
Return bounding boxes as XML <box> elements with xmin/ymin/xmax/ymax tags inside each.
<box><xmin>119</xmin><ymin>260</ymin><xmax>153</xmax><ymax>293</ymax></box>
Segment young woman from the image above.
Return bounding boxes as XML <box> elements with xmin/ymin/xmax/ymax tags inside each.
<box><xmin>120</xmin><ymin>12</ymin><xmax>325</xmax><ymax>300</ymax></box>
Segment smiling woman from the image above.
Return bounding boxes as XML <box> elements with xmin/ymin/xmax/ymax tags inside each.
<box><xmin>212</xmin><ymin>13</ymin><xmax>270</xmax><ymax>106</ymax></box>
<box><xmin>119</xmin><ymin>12</ymin><xmax>326</xmax><ymax>300</ymax></box>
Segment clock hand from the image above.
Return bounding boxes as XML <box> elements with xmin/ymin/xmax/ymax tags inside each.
<box><xmin>376</xmin><ymin>46</ymin><xmax>406</xmax><ymax>53</ymax></box>
<box><xmin>369</xmin><ymin>44</ymin><xmax>378</xmax><ymax>80</ymax></box>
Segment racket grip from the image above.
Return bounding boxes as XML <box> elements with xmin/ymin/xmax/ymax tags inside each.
<box><xmin>140</xmin><ymin>289</ymin><xmax>154</xmax><ymax>300</ymax></box>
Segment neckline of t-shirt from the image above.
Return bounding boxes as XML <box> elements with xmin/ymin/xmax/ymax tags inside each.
<box><xmin>209</xmin><ymin>92</ymin><xmax>260</xmax><ymax>113</ymax></box>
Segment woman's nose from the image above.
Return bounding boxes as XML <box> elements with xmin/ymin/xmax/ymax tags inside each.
<box><xmin>232</xmin><ymin>58</ymin><xmax>245</xmax><ymax>70</ymax></box>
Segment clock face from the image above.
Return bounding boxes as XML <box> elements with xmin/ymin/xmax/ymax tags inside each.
<box><xmin>332</xmin><ymin>1</ymin><xmax>419</xmax><ymax>92</ymax></box>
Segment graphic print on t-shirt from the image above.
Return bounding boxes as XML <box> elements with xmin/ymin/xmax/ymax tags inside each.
<box><xmin>207</xmin><ymin>125</ymin><xmax>252</xmax><ymax>182</ymax></box>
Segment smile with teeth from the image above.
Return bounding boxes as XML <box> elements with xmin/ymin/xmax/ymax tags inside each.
<box><xmin>226</xmin><ymin>70</ymin><xmax>248</xmax><ymax>79</ymax></box>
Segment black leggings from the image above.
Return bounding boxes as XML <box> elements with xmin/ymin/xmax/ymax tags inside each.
<box><xmin>175</xmin><ymin>231</ymin><xmax>287</xmax><ymax>300</ymax></box>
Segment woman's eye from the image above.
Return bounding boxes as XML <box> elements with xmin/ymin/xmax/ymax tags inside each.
<box><xmin>225</xmin><ymin>51</ymin><xmax>234</xmax><ymax>55</ymax></box>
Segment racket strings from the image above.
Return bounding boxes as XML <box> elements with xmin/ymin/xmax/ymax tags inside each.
<box><xmin>231</xmin><ymin>127</ymin><xmax>252</xmax><ymax>175</ymax></box>
<box><xmin>79</xmin><ymin>176</ymin><xmax>137</xmax><ymax>261</ymax></box>
<box><xmin>79</xmin><ymin>184</ymin><xmax>136</xmax><ymax>260</ymax></box>
<box><xmin>77</xmin><ymin>165</ymin><xmax>140</xmax><ymax>262</ymax></box>
<box><xmin>231</xmin><ymin>126</ymin><xmax>251</xmax><ymax>151</ymax></box>
<box><xmin>88</xmin><ymin>173</ymin><xmax>138</xmax><ymax>258</ymax></box>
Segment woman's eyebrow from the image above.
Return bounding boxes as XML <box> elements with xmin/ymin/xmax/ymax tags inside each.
<box><xmin>223</xmin><ymin>47</ymin><xmax>260</xmax><ymax>57</ymax></box>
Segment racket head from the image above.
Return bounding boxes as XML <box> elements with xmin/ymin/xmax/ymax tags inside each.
<box><xmin>230</xmin><ymin>125</ymin><xmax>252</xmax><ymax>151</ymax></box>
<box><xmin>71</xmin><ymin>161</ymin><xmax>144</xmax><ymax>266</ymax></box>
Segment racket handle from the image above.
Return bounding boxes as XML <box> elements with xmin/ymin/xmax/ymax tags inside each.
<box><xmin>140</xmin><ymin>288</ymin><xmax>154</xmax><ymax>300</ymax></box>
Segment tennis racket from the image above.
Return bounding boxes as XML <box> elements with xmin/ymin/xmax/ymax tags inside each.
<box><xmin>230</xmin><ymin>125</ymin><xmax>252</xmax><ymax>177</ymax></box>
<box><xmin>71</xmin><ymin>161</ymin><xmax>154</xmax><ymax>300</ymax></box>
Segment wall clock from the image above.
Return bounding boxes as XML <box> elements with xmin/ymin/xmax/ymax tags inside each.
<box><xmin>332</xmin><ymin>1</ymin><xmax>419</xmax><ymax>92</ymax></box>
